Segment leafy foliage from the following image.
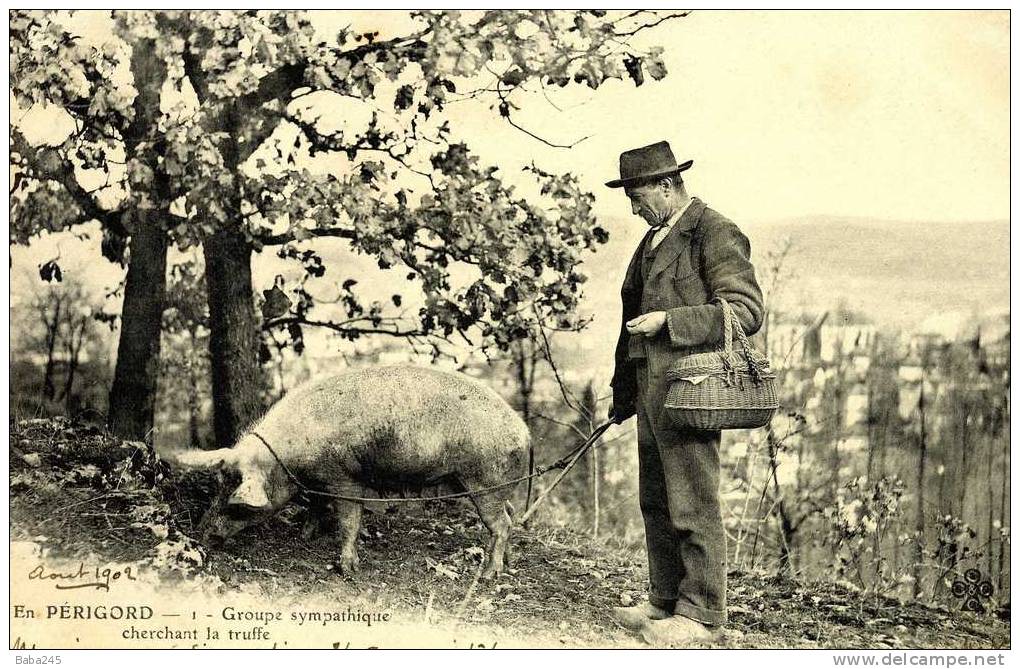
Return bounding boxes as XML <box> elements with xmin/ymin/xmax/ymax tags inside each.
<box><xmin>822</xmin><ymin>476</ymin><xmax>907</xmax><ymax>595</ymax></box>
<box><xmin>10</xmin><ymin>11</ymin><xmax>135</xmax><ymax>151</ymax></box>
<box><xmin>9</xmin><ymin>10</ymin><xmax>163</xmax><ymax>265</ymax></box>
<box><xmin>11</xmin><ymin>9</ymin><xmax>684</xmax><ymax>356</ymax></box>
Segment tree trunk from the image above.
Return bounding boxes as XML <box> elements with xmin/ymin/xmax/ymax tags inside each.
<box><xmin>61</xmin><ymin>317</ymin><xmax>87</xmax><ymax>411</ymax></box>
<box><xmin>913</xmin><ymin>369</ymin><xmax>929</xmax><ymax>600</ymax></box>
<box><xmin>865</xmin><ymin>366</ymin><xmax>882</xmax><ymax>583</ymax></box>
<box><xmin>106</xmin><ymin>37</ymin><xmax>170</xmax><ymax>441</ymax></box>
<box><xmin>41</xmin><ymin>300</ymin><xmax>61</xmax><ymax>401</ymax></box>
<box><xmin>830</xmin><ymin>360</ymin><xmax>846</xmax><ymax>499</ymax></box>
<box><xmin>997</xmin><ymin>427</ymin><xmax>1008</xmax><ymax>595</ymax></box>
<box><xmin>108</xmin><ymin>222</ymin><xmax>168</xmax><ymax>440</ymax></box>
<box><xmin>591</xmin><ymin>444</ymin><xmax>600</xmax><ymax>539</ymax></box>
<box><xmin>513</xmin><ymin>340</ymin><xmax>537</xmax><ymax>519</ymax></box>
<box><xmin>204</xmin><ymin>226</ymin><xmax>265</xmax><ymax>446</ymax></box>
<box><xmin>986</xmin><ymin>424</ymin><xmax>995</xmax><ymax>580</ymax></box>
<box><xmin>766</xmin><ymin>427</ymin><xmax>796</xmax><ymax>575</ymax></box>
<box><xmin>187</xmin><ymin>330</ymin><xmax>204</xmax><ymax>449</ymax></box>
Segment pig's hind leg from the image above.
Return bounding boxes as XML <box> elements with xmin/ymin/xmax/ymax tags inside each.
<box><xmin>462</xmin><ymin>484</ymin><xmax>513</xmax><ymax>580</ymax></box>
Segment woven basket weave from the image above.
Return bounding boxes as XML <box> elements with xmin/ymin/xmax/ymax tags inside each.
<box><xmin>663</xmin><ymin>298</ymin><xmax>778</xmax><ymax>430</ymax></box>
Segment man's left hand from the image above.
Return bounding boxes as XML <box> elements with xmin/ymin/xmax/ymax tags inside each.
<box><xmin>626</xmin><ymin>311</ymin><xmax>667</xmax><ymax>338</ymax></box>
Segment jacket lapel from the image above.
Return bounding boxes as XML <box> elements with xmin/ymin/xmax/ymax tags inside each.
<box><xmin>645</xmin><ymin>198</ymin><xmax>706</xmax><ymax>282</ymax></box>
<box><xmin>622</xmin><ymin>225</ymin><xmax>657</xmax><ymax>295</ymax></box>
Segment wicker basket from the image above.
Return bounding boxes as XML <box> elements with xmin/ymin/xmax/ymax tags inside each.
<box><xmin>663</xmin><ymin>298</ymin><xmax>778</xmax><ymax>430</ymax></box>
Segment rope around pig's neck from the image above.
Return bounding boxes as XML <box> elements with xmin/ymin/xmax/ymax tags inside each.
<box><xmin>247</xmin><ymin>421</ymin><xmax>612</xmax><ymax>506</ymax></box>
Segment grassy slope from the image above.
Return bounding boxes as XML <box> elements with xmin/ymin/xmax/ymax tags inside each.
<box><xmin>9</xmin><ymin>418</ymin><xmax>1009</xmax><ymax>649</ymax></box>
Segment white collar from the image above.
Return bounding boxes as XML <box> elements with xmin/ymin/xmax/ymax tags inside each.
<box><xmin>662</xmin><ymin>197</ymin><xmax>694</xmax><ymax>228</ymax></box>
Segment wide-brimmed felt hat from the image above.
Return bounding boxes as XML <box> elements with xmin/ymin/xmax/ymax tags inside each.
<box><xmin>605</xmin><ymin>140</ymin><xmax>693</xmax><ymax>189</ymax></box>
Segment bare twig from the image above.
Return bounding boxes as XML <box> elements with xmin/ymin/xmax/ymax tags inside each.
<box><xmin>532</xmin><ymin>308</ymin><xmax>585</xmax><ymax>417</ymax></box>
<box><xmin>535</xmin><ymin>411</ymin><xmax>588</xmax><ymax>442</ymax></box>
<box><xmin>613</xmin><ymin>11</ymin><xmax>691</xmax><ymax>37</ymax></box>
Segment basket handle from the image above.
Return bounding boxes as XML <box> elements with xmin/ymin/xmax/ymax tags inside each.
<box><xmin>718</xmin><ymin>297</ymin><xmax>765</xmax><ymax>384</ymax></box>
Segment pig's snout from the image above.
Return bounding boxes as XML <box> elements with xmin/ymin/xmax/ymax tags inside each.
<box><xmin>198</xmin><ymin>510</ymin><xmax>250</xmax><ymax>548</ymax></box>
<box><xmin>198</xmin><ymin>516</ymin><xmax>231</xmax><ymax>547</ymax></box>
<box><xmin>202</xmin><ymin>529</ymin><xmax>227</xmax><ymax>549</ymax></box>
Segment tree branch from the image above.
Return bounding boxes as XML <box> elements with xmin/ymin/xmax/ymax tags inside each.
<box><xmin>532</xmin><ymin>308</ymin><xmax>585</xmax><ymax>417</ymax></box>
<box><xmin>254</xmin><ymin>226</ymin><xmax>356</xmax><ymax>247</ymax></box>
<box><xmin>263</xmin><ymin>315</ymin><xmax>424</xmax><ymax>339</ymax></box>
<box><xmin>535</xmin><ymin>411</ymin><xmax>589</xmax><ymax>442</ymax></box>
<box><xmin>281</xmin><ymin>108</ymin><xmax>437</xmax><ymax>187</ymax></box>
<box><xmin>613</xmin><ymin>11</ymin><xmax>691</xmax><ymax>37</ymax></box>
<box><xmin>232</xmin><ymin>25</ymin><xmax>435</xmax><ymax>116</ymax></box>
<box><xmin>10</xmin><ymin>128</ymin><xmax>117</xmax><ymax>229</ymax></box>
<box><xmin>496</xmin><ymin>85</ymin><xmax>590</xmax><ymax>149</ymax></box>
<box><xmin>237</xmin><ymin>61</ymin><xmax>306</xmax><ymax>110</ymax></box>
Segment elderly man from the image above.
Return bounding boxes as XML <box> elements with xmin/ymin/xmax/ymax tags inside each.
<box><xmin>606</xmin><ymin>141</ymin><xmax>764</xmax><ymax>646</ymax></box>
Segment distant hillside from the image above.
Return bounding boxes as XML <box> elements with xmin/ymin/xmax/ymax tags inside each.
<box><xmin>574</xmin><ymin>215</ymin><xmax>1009</xmax><ymax>334</ymax></box>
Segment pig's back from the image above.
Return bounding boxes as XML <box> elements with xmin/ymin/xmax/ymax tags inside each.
<box><xmin>255</xmin><ymin>366</ymin><xmax>528</xmax><ymax>472</ymax></box>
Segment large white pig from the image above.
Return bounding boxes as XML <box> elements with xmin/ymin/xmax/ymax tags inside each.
<box><xmin>170</xmin><ymin>365</ymin><xmax>529</xmax><ymax>579</ymax></box>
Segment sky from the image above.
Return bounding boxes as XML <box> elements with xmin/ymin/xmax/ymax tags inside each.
<box><xmin>9</xmin><ymin>10</ymin><xmax>1010</xmax><ymax>334</ymax></box>
<box><xmin>17</xmin><ymin>10</ymin><xmax>1011</xmax><ymax>221</ymax></box>
<box><xmin>444</xmin><ymin>10</ymin><xmax>1010</xmax><ymax>225</ymax></box>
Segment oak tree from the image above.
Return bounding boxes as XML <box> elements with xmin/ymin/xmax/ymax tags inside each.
<box><xmin>11</xmin><ymin>10</ymin><xmax>687</xmax><ymax>446</ymax></box>
<box><xmin>157</xmin><ymin>9</ymin><xmax>685</xmax><ymax>443</ymax></box>
<box><xmin>11</xmin><ymin>11</ymin><xmax>179</xmax><ymax>439</ymax></box>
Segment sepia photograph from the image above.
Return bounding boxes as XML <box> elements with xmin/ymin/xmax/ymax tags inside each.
<box><xmin>6</xmin><ymin>7</ymin><xmax>1011</xmax><ymax>656</ymax></box>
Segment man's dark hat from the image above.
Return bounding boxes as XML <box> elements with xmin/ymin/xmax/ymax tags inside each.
<box><xmin>605</xmin><ymin>140</ymin><xmax>693</xmax><ymax>189</ymax></box>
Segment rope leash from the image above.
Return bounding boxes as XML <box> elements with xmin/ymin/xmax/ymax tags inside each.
<box><xmin>249</xmin><ymin>421</ymin><xmax>614</xmax><ymax>507</ymax></box>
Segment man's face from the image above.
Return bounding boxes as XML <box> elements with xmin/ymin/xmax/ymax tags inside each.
<box><xmin>624</xmin><ymin>181</ymin><xmax>670</xmax><ymax>226</ymax></box>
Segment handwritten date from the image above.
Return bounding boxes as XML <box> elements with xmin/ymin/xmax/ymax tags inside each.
<box><xmin>28</xmin><ymin>562</ymin><xmax>137</xmax><ymax>591</ymax></box>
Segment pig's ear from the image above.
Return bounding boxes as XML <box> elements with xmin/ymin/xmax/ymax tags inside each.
<box><xmin>165</xmin><ymin>447</ymin><xmax>237</xmax><ymax>471</ymax></box>
<box><xmin>227</xmin><ymin>477</ymin><xmax>271</xmax><ymax>511</ymax></box>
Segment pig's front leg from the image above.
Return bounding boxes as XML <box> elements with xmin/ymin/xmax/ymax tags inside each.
<box><xmin>336</xmin><ymin>500</ymin><xmax>363</xmax><ymax>575</ymax></box>
<box><xmin>328</xmin><ymin>482</ymin><xmax>364</xmax><ymax>576</ymax></box>
<box><xmin>301</xmin><ymin>494</ymin><xmax>334</xmax><ymax>541</ymax></box>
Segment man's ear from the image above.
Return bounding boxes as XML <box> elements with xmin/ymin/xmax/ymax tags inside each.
<box><xmin>227</xmin><ymin>476</ymin><xmax>271</xmax><ymax>511</ymax></box>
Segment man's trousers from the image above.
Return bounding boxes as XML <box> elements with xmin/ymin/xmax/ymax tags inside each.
<box><xmin>635</xmin><ymin>363</ymin><xmax>727</xmax><ymax>625</ymax></box>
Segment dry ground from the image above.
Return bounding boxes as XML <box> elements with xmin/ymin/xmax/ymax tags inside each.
<box><xmin>9</xmin><ymin>417</ymin><xmax>1010</xmax><ymax>649</ymax></box>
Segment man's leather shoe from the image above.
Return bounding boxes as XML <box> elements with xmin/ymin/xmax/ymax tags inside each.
<box><xmin>640</xmin><ymin>614</ymin><xmax>717</xmax><ymax>647</ymax></box>
<box><xmin>610</xmin><ymin>602</ymin><xmax>673</xmax><ymax>631</ymax></box>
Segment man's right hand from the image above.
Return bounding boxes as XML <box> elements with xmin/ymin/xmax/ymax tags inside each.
<box><xmin>608</xmin><ymin>403</ymin><xmax>634</xmax><ymax>425</ymax></box>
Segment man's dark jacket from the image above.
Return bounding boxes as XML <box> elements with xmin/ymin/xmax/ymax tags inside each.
<box><xmin>610</xmin><ymin>197</ymin><xmax>765</xmax><ymax>422</ymax></box>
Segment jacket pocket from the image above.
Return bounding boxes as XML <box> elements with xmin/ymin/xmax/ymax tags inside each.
<box><xmin>627</xmin><ymin>334</ymin><xmax>647</xmax><ymax>360</ymax></box>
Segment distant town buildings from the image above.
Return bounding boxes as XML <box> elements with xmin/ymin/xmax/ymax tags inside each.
<box><xmin>746</xmin><ymin>309</ymin><xmax>1010</xmax><ymax>455</ymax></box>
<box><xmin>265</xmin><ymin>307</ymin><xmax>1008</xmax><ymax>457</ymax></box>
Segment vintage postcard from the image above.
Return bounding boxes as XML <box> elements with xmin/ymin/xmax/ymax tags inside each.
<box><xmin>7</xmin><ymin>8</ymin><xmax>1010</xmax><ymax>656</ymax></box>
